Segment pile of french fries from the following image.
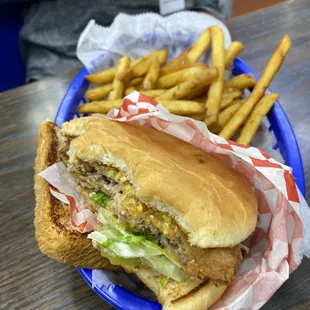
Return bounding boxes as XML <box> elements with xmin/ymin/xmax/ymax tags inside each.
<box><xmin>80</xmin><ymin>26</ymin><xmax>292</xmax><ymax>145</ymax></box>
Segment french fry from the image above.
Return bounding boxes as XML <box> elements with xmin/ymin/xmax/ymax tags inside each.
<box><xmin>126</xmin><ymin>50</ymin><xmax>168</xmax><ymax>79</ymax></box>
<box><xmin>209</xmin><ymin>100</ymin><xmax>244</xmax><ymax>134</ymax></box>
<box><xmin>85</xmin><ymin>55</ymin><xmax>147</xmax><ymax>84</ymax></box>
<box><xmin>195</xmin><ymin>95</ymin><xmax>207</xmax><ymax>103</ymax></box>
<box><xmin>186</xmin><ymin>28</ymin><xmax>211</xmax><ymax>63</ymax></box>
<box><xmin>135</xmin><ymin>49</ymin><xmax>168</xmax><ymax>69</ymax></box>
<box><xmin>79</xmin><ymin>99</ymin><xmax>203</xmax><ymax>115</ymax></box>
<box><xmin>156</xmin><ymin>65</ymin><xmax>213</xmax><ymax>89</ymax></box>
<box><xmin>187</xmin><ymin>113</ymin><xmax>205</xmax><ymax>121</ymax></box>
<box><xmin>85</xmin><ymin>67</ymin><xmax>116</xmax><ymax>84</ymax></box>
<box><xmin>162</xmin><ymin>28</ymin><xmax>210</xmax><ymax>69</ymax></box>
<box><xmin>159</xmin><ymin>63</ymin><xmax>202</xmax><ymax>77</ymax></box>
<box><xmin>237</xmin><ymin>93</ymin><xmax>279</xmax><ymax>145</ymax></box>
<box><xmin>124</xmin><ymin>86</ymin><xmax>137</xmax><ymax>96</ymax></box>
<box><xmin>131</xmin><ymin>58</ymin><xmax>142</xmax><ymax>67</ymax></box>
<box><xmin>221</xmin><ymin>88</ymin><xmax>243</xmax><ymax>109</ymax></box>
<box><xmin>220</xmin><ymin>98</ymin><xmax>233</xmax><ymax>110</ymax></box>
<box><xmin>204</xmin><ymin>26</ymin><xmax>225</xmax><ymax>126</ymax></box>
<box><xmin>224</xmin><ymin>42</ymin><xmax>245</xmax><ymax>68</ymax></box>
<box><xmin>140</xmin><ymin>89</ymin><xmax>166</xmax><ymax>98</ymax></box>
<box><xmin>223</xmin><ymin>88</ymin><xmax>243</xmax><ymax>98</ymax></box>
<box><xmin>184</xmin><ymin>86</ymin><xmax>209</xmax><ymax>100</ymax></box>
<box><xmin>79</xmin><ymin>100</ymin><xmax>123</xmax><ymax>113</ymax></box>
<box><xmin>163</xmin><ymin>52</ymin><xmax>190</xmax><ymax>69</ymax></box>
<box><xmin>156</xmin><ymin>80</ymin><xmax>201</xmax><ymax>100</ymax></box>
<box><xmin>157</xmin><ymin>69</ymin><xmax>218</xmax><ymax>100</ymax></box>
<box><xmin>116</xmin><ymin>50</ymin><xmax>168</xmax><ymax>84</ymax></box>
<box><xmin>126</xmin><ymin>58</ymin><xmax>151</xmax><ymax>80</ymax></box>
<box><xmin>108</xmin><ymin>56</ymin><xmax>130</xmax><ymax>100</ymax></box>
<box><xmin>153</xmin><ymin>49</ymin><xmax>168</xmax><ymax>64</ymax></box>
<box><xmin>135</xmin><ymin>83</ymin><xmax>143</xmax><ymax>91</ymax></box>
<box><xmin>220</xmin><ymin>98</ymin><xmax>235</xmax><ymax>110</ymax></box>
<box><xmin>218</xmin><ymin>100</ymin><xmax>244</xmax><ymax>129</ymax></box>
<box><xmin>129</xmin><ymin>77</ymin><xmax>143</xmax><ymax>86</ymax></box>
<box><xmin>126</xmin><ymin>84</ymin><xmax>143</xmax><ymax>92</ymax></box>
<box><xmin>159</xmin><ymin>100</ymin><xmax>204</xmax><ymax>115</ymax></box>
<box><xmin>84</xmin><ymin>84</ymin><xmax>113</xmax><ymax>101</ymax></box>
<box><xmin>143</xmin><ymin>57</ymin><xmax>160</xmax><ymax>90</ymax></box>
<box><xmin>85</xmin><ymin>29</ymin><xmax>208</xmax><ymax>87</ymax></box>
<box><xmin>219</xmin><ymin>35</ymin><xmax>292</xmax><ymax>139</ymax></box>
<box><xmin>224</xmin><ymin>74</ymin><xmax>256</xmax><ymax>90</ymax></box>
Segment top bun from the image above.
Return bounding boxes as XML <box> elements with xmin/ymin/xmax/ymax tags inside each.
<box><xmin>62</xmin><ymin>116</ymin><xmax>258</xmax><ymax>248</ymax></box>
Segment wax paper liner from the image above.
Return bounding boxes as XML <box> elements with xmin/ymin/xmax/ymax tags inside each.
<box><xmin>39</xmin><ymin>162</ymin><xmax>97</xmax><ymax>233</ymax></box>
<box><xmin>76</xmin><ymin>12</ymin><xmax>231</xmax><ymax>74</ymax></box>
<box><xmin>101</xmin><ymin>91</ymin><xmax>309</xmax><ymax>310</ymax></box>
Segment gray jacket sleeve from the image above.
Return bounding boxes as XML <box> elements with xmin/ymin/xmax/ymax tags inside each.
<box><xmin>20</xmin><ymin>0</ymin><xmax>232</xmax><ymax>82</ymax></box>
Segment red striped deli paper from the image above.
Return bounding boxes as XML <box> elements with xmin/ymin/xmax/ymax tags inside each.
<box><xmin>38</xmin><ymin>90</ymin><xmax>309</xmax><ymax>309</ymax></box>
<box><xmin>39</xmin><ymin>161</ymin><xmax>97</xmax><ymax>233</ymax></box>
<box><xmin>102</xmin><ymin>91</ymin><xmax>306</xmax><ymax>309</ymax></box>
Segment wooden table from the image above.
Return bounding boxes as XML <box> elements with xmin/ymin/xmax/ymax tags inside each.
<box><xmin>1</xmin><ymin>1</ymin><xmax>310</xmax><ymax>309</ymax></box>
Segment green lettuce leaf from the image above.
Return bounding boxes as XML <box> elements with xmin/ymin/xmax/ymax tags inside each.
<box><xmin>89</xmin><ymin>230</ymin><xmax>162</xmax><ymax>258</ymax></box>
<box><xmin>142</xmin><ymin>256</ymin><xmax>188</xmax><ymax>282</ymax></box>
<box><xmin>159</xmin><ymin>277</ymin><xmax>169</xmax><ymax>288</ymax></box>
<box><xmin>89</xmin><ymin>208</ymin><xmax>189</xmax><ymax>282</ymax></box>
<box><xmin>90</xmin><ymin>190</ymin><xmax>111</xmax><ymax>207</ymax></box>
<box><xmin>90</xmin><ymin>231</ymin><xmax>139</xmax><ymax>266</ymax></box>
<box><xmin>96</xmin><ymin>209</ymin><xmax>175</xmax><ymax>258</ymax></box>
<box><xmin>100</xmin><ymin>247</ymin><xmax>139</xmax><ymax>267</ymax></box>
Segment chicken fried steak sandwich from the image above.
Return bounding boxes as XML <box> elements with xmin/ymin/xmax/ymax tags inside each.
<box><xmin>35</xmin><ymin>116</ymin><xmax>258</xmax><ymax>309</ymax></box>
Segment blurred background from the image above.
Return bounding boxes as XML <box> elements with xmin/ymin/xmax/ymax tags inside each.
<box><xmin>0</xmin><ymin>0</ymin><xmax>283</xmax><ymax>93</ymax></box>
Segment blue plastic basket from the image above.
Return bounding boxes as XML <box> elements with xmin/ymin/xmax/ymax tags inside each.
<box><xmin>54</xmin><ymin>58</ymin><xmax>305</xmax><ymax>310</ymax></box>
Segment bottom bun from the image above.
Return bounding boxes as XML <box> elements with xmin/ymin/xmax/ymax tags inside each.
<box><xmin>34</xmin><ymin>120</ymin><xmax>119</xmax><ymax>270</ymax></box>
<box><xmin>128</xmin><ymin>267</ymin><xmax>228</xmax><ymax>310</ymax></box>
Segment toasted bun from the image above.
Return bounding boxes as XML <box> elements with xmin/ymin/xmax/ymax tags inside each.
<box><xmin>34</xmin><ymin>120</ymin><xmax>118</xmax><ymax>269</ymax></box>
<box><xmin>129</xmin><ymin>267</ymin><xmax>227</xmax><ymax>310</ymax></box>
<box><xmin>62</xmin><ymin>116</ymin><xmax>258</xmax><ymax>248</ymax></box>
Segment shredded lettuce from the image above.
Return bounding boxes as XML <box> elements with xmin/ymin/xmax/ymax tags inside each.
<box><xmin>90</xmin><ymin>190</ymin><xmax>111</xmax><ymax>207</ymax></box>
<box><xmin>142</xmin><ymin>256</ymin><xmax>188</xmax><ymax>282</ymax></box>
<box><xmin>88</xmin><ymin>208</ymin><xmax>188</xmax><ymax>282</ymax></box>
<box><xmin>159</xmin><ymin>277</ymin><xmax>169</xmax><ymax>288</ymax></box>
<box><xmin>100</xmin><ymin>247</ymin><xmax>139</xmax><ymax>267</ymax></box>
<box><xmin>90</xmin><ymin>230</ymin><xmax>162</xmax><ymax>258</ymax></box>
